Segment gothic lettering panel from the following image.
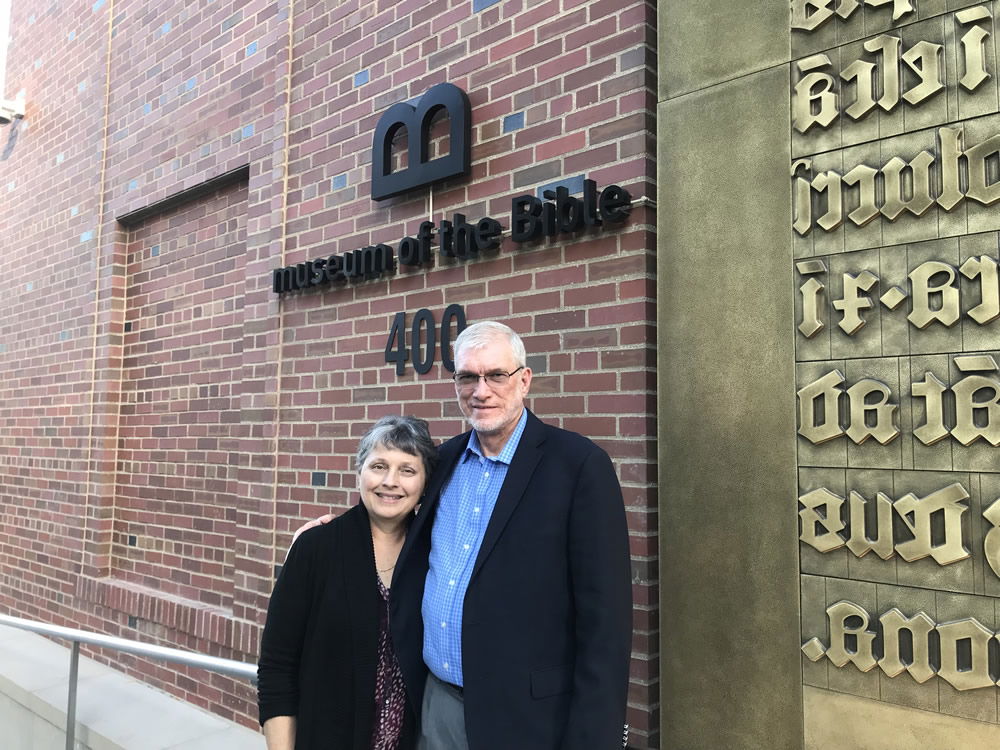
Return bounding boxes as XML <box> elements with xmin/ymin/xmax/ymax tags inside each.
<box><xmin>792</xmin><ymin>1</ymin><xmax>1000</xmax><ymax>721</ymax></box>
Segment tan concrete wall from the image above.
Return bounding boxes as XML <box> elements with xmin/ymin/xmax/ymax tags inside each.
<box><xmin>656</xmin><ymin>2</ymin><xmax>800</xmax><ymax>748</ymax></box>
<box><xmin>0</xmin><ymin>679</ymin><xmax>115</xmax><ymax>750</ymax></box>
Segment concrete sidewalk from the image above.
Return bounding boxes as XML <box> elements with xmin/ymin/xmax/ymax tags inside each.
<box><xmin>0</xmin><ymin>624</ymin><xmax>264</xmax><ymax>750</ymax></box>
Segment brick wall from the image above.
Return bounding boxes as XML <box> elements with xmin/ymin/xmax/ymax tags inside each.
<box><xmin>117</xmin><ymin>182</ymin><xmax>247</xmax><ymax>609</ymax></box>
<box><xmin>0</xmin><ymin>0</ymin><xmax>658</xmax><ymax>744</ymax></box>
<box><xmin>0</xmin><ymin>0</ymin><xmax>110</xmax><ymax>623</ymax></box>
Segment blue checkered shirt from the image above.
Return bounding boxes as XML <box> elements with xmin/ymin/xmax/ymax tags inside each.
<box><xmin>422</xmin><ymin>409</ymin><xmax>528</xmax><ymax>687</ymax></box>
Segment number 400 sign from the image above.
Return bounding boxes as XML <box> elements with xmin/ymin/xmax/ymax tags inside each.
<box><xmin>384</xmin><ymin>304</ymin><xmax>467</xmax><ymax>375</ymax></box>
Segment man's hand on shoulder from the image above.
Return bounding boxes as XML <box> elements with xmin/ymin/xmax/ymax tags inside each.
<box><xmin>292</xmin><ymin>513</ymin><xmax>335</xmax><ymax>544</ymax></box>
<box><xmin>284</xmin><ymin>513</ymin><xmax>336</xmax><ymax>561</ymax></box>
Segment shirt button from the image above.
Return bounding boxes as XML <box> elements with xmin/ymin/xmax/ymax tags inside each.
<box><xmin>441</xmin><ymin>621</ymin><xmax>447</xmax><ymax>628</ymax></box>
<box><xmin>443</xmin><ymin>663</ymin><xmax>449</xmax><ymax>670</ymax></box>
<box><xmin>474</xmin><ymin>507</ymin><xmax>480</xmax><ymax>513</ymax></box>
<box><xmin>449</xmin><ymin>579</ymin><xmax>455</xmax><ymax>586</ymax></box>
<box><xmin>484</xmin><ymin>472</ymin><xmax>489</xmax><ymax>478</ymax></box>
<box><xmin>463</xmin><ymin>544</ymin><xmax>470</xmax><ymax>550</ymax></box>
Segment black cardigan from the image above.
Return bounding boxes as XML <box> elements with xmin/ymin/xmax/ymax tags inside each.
<box><xmin>257</xmin><ymin>502</ymin><xmax>415</xmax><ymax>749</ymax></box>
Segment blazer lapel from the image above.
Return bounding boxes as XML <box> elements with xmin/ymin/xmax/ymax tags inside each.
<box><xmin>469</xmin><ymin>410</ymin><xmax>545</xmax><ymax>582</ymax></box>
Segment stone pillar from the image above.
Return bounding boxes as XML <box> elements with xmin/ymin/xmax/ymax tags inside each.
<box><xmin>657</xmin><ymin>2</ymin><xmax>800</xmax><ymax>747</ymax></box>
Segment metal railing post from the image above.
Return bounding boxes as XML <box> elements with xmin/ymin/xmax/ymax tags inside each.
<box><xmin>66</xmin><ymin>640</ymin><xmax>80</xmax><ymax>750</ymax></box>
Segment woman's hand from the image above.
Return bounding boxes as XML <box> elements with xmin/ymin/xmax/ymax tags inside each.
<box><xmin>263</xmin><ymin>715</ymin><xmax>296</xmax><ymax>750</ymax></box>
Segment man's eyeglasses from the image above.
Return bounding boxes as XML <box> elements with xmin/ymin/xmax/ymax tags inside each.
<box><xmin>453</xmin><ymin>366</ymin><xmax>524</xmax><ymax>390</ymax></box>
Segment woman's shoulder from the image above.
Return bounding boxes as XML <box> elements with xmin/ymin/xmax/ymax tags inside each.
<box><xmin>292</xmin><ymin>503</ymin><xmax>367</xmax><ymax>552</ymax></box>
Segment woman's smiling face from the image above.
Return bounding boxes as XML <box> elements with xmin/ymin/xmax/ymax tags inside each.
<box><xmin>357</xmin><ymin>444</ymin><xmax>426</xmax><ymax>527</ymax></box>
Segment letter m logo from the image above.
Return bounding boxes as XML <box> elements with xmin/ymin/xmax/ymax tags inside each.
<box><xmin>371</xmin><ymin>83</ymin><xmax>471</xmax><ymax>201</ymax></box>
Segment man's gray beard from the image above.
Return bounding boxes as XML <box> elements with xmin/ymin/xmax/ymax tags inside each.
<box><xmin>466</xmin><ymin>413</ymin><xmax>503</xmax><ymax>435</ymax></box>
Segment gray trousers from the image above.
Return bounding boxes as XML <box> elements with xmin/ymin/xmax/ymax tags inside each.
<box><xmin>417</xmin><ymin>672</ymin><xmax>469</xmax><ymax>750</ymax></box>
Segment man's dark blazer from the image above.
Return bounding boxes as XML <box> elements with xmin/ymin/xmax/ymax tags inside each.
<box><xmin>390</xmin><ymin>410</ymin><xmax>632</xmax><ymax>750</ymax></box>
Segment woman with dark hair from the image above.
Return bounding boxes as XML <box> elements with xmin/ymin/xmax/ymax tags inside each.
<box><xmin>257</xmin><ymin>415</ymin><xmax>438</xmax><ymax>750</ymax></box>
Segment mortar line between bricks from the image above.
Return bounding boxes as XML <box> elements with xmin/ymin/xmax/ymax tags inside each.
<box><xmin>81</xmin><ymin>0</ymin><xmax>119</xmax><ymax>581</ymax></box>
<box><xmin>269</xmin><ymin>0</ymin><xmax>297</xmax><ymax>571</ymax></box>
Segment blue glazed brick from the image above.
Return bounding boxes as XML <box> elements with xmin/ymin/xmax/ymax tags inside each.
<box><xmin>186</xmin><ymin>77</ymin><xmax>196</xmax><ymax>91</ymax></box>
<box><xmin>221</xmin><ymin>13</ymin><xmax>241</xmax><ymax>33</ymax></box>
<box><xmin>311</xmin><ymin>472</ymin><xmax>327</xmax><ymax>487</ymax></box>
<box><xmin>353</xmin><ymin>69</ymin><xmax>370</xmax><ymax>87</ymax></box>
<box><xmin>502</xmin><ymin>112</ymin><xmax>524</xmax><ymax>133</ymax></box>
<box><xmin>473</xmin><ymin>0</ymin><xmax>501</xmax><ymax>11</ymax></box>
<box><xmin>161</xmin><ymin>21</ymin><xmax>171</xmax><ymax>35</ymax></box>
<box><xmin>331</xmin><ymin>173</ymin><xmax>348</xmax><ymax>190</ymax></box>
<box><xmin>536</xmin><ymin>174</ymin><xmax>586</xmax><ymax>199</ymax></box>
<box><xmin>80</xmin><ymin>230</ymin><xmax>93</xmax><ymax>243</ymax></box>
<box><xmin>246</xmin><ymin>41</ymin><xmax>258</xmax><ymax>56</ymax></box>
<box><xmin>241</xmin><ymin>124</ymin><xmax>254</xmax><ymax>139</ymax></box>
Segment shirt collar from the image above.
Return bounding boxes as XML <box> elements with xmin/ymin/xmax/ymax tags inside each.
<box><xmin>463</xmin><ymin>408</ymin><xmax>529</xmax><ymax>466</ymax></box>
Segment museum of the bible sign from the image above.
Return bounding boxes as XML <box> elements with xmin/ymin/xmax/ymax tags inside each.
<box><xmin>791</xmin><ymin>0</ymin><xmax>1000</xmax><ymax>725</ymax></box>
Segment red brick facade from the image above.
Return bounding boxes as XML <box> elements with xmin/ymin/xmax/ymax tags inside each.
<box><xmin>0</xmin><ymin>0</ymin><xmax>657</xmax><ymax>745</ymax></box>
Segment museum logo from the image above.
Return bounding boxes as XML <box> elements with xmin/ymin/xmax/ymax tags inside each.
<box><xmin>271</xmin><ymin>82</ymin><xmax>633</xmax><ymax>295</ymax></box>
<box><xmin>370</xmin><ymin>82</ymin><xmax>471</xmax><ymax>201</ymax></box>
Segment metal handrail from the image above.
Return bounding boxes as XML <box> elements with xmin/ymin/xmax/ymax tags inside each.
<box><xmin>0</xmin><ymin>612</ymin><xmax>257</xmax><ymax>750</ymax></box>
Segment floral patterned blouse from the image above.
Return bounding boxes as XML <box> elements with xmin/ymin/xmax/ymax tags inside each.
<box><xmin>370</xmin><ymin>574</ymin><xmax>407</xmax><ymax>750</ymax></box>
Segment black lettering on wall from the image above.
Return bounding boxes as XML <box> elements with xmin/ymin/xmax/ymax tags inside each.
<box><xmin>384</xmin><ymin>306</ymin><xmax>468</xmax><ymax>376</ymax></box>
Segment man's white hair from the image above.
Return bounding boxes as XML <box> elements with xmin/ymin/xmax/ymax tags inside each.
<box><xmin>453</xmin><ymin>321</ymin><xmax>526</xmax><ymax>369</ymax></box>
